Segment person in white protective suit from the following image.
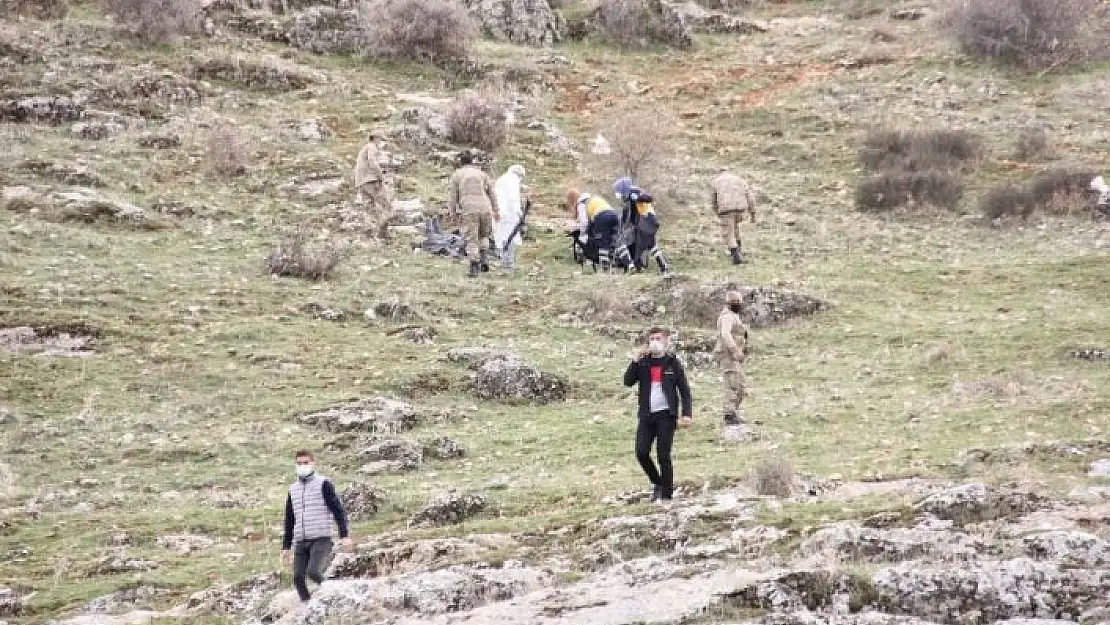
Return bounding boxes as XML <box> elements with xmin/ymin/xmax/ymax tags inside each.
<box><xmin>1092</xmin><ymin>176</ymin><xmax>1109</xmax><ymax>206</ymax></box>
<box><xmin>493</xmin><ymin>164</ymin><xmax>527</xmax><ymax>272</ymax></box>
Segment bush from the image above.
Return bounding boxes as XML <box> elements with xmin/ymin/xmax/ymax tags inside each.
<box><xmin>859</xmin><ymin>128</ymin><xmax>984</xmax><ymax>172</ymax></box>
<box><xmin>265</xmin><ymin>229</ymin><xmax>343</xmax><ymax>281</ymax></box>
<box><xmin>1013</xmin><ymin>126</ymin><xmax>1051</xmax><ymax>161</ymax></box>
<box><xmin>753</xmin><ymin>456</ymin><xmax>794</xmax><ymax>498</ymax></box>
<box><xmin>980</xmin><ymin>167</ymin><xmax>1099</xmax><ymax>220</ymax></box>
<box><xmin>856</xmin><ymin>170</ymin><xmax>965</xmax><ymax>212</ymax></box>
<box><xmin>445</xmin><ymin>91</ymin><xmax>508</xmax><ymax>152</ymax></box>
<box><xmin>360</xmin><ymin>0</ymin><xmax>476</xmax><ymax>65</ymax></box>
<box><xmin>938</xmin><ymin>0</ymin><xmax>1106</xmax><ymax>71</ymax></box>
<box><xmin>205</xmin><ymin>124</ymin><xmax>248</xmax><ymax>179</ymax></box>
<box><xmin>103</xmin><ymin>0</ymin><xmax>203</xmax><ymax>42</ymax></box>
<box><xmin>980</xmin><ymin>184</ymin><xmax>1034</xmax><ymax>219</ymax></box>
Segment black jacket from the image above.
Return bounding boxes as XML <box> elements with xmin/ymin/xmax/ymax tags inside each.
<box><xmin>623</xmin><ymin>353</ymin><xmax>693</xmax><ymax>419</ymax></box>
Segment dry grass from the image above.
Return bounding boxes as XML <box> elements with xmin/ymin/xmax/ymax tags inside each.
<box><xmin>859</xmin><ymin>128</ymin><xmax>984</xmax><ymax>173</ymax></box>
<box><xmin>360</xmin><ymin>0</ymin><xmax>476</xmax><ymax>65</ymax></box>
<box><xmin>103</xmin><ymin>0</ymin><xmax>203</xmax><ymax>43</ymax></box>
<box><xmin>937</xmin><ymin>0</ymin><xmax>1108</xmax><ymax>71</ymax></box>
<box><xmin>1013</xmin><ymin>126</ymin><xmax>1051</xmax><ymax>161</ymax></box>
<box><xmin>446</xmin><ymin>90</ymin><xmax>508</xmax><ymax>152</ymax></box>
<box><xmin>753</xmin><ymin>456</ymin><xmax>794</xmax><ymax>497</ymax></box>
<box><xmin>265</xmin><ymin>228</ymin><xmax>344</xmax><ymax>281</ymax></box>
<box><xmin>204</xmin><ymin>123</ymin><xmax>249</xmax><ymax>179</ymax></box>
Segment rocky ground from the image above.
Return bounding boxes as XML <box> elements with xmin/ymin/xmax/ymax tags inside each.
<box><xmin>2</xmin><ymin>0</ymin><xmax>1109</xmax><ymax>623</ymax></box>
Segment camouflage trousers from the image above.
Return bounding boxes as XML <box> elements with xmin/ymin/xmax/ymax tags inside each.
<box><xmin>358</xmin><ymin>181</ymin><xmax>397</xmax><ymax>238</ymax></box>
<box><xmin>462</xmin><ymin>209</ymin><xmax>493</xmax><ymax>254</ymax></box>
<box><xmin>718</xmin><ymin>211</ymin><xmax>743</xmax><ymax>249</ymax></box>
<box><xmin>720</xmin><ymin>361</ymin><xmax>746</xmax><ymax>417</ymax></box>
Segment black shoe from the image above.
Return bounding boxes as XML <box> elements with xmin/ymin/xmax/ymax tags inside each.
<box><xmin>724</xmin><ymin>413</ymin><xmax>742</xmax><ymax>426</ymax></box>
<box><xmin>729</xmin><ymin>247</ymin><xmax>742</xmax><ymax>265</ymax></box>
<box><xmin>650</xmin><ymin>485</ymin><xmax>661</xmax><ymax>502</ymax></box>
<box><xmin>468</xmin><ymin>260</ymin><xmax>480</xmax><ymax>277</ymax></box>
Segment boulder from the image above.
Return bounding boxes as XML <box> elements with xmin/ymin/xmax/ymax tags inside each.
<box><xmin>297</xmin><ymin>397</ymin><xmax>418</xmax><ymax>434</ymax></box>
<box><xmin>1021</xmin><ymin>530</ymin><xmax>1110</xmax><ymax>568</ymax></box>
<box><xmin>401</xmin><ymin>326</ymin><xmax>437</xmax><ymax>344</ymax></box>
<box><xmin>673</xmin><ymin>1</ymin><xmax>768</xmax><ymax>34</ymax></box>
<box><xmin>372</xmin><ymin>299</ymin><xmax>425</xmax><ymax>322</ymax></box>
<box><xmin>183</xmin><ymin>571</ymin><xmax>280</xmax><ymax>615</ymax></box>
<box><xmin>462</xmin><ymin>0</ymin><xmax>566</xmax><ymax>46</ymax></box>
<box><xmin>340</xmin><ymin>482</ymin><xmax>386</xmax><ymax>522</ymax></box>
<box><xmin>567</xmin><ymin>0</ymin><xmax>693</xmax><ymax>48</ymax></box>
<box><xmin>53</xmin><ymin>189</ymin><xmax>148</xmax><ymax>224</ymax></box>
<box><xmin>871</xmin><ymin>558</ymin><xmax>1110</xmax><ymax>624</ymax></box>
<box><xmin>287</xmin><ymin>6</ymin><xmax>365</xmax><ymax>55</ymax></box>
<box><xmin>913</xmin><ymin>483</ymin><xmax>1046</xmax><ymax>525</ymax></box>
<box><xmin>422</xmin><ymin>436</ymin><xmax>465</xmax><ymax>460</ymax></box>
<box><xmin>472</xmin><ymin>355</ymin><xmax>568</xmax><ymax>405</ymax></box>
<box><xmin>409</xmin><ymin>490</ymin><xmax>487</xmax><ymax>527</ymax></box>
<box><xmin>71</xmin><ymin>121</ymin><xmax>126</xmax><ymax>140</ymax></box>
<box><xmin>798</xmin><ymin>521</ymin><xmax>986</xmax><ymax>562</ymax></box>
<box><xmin>356</xmin><ymin>438</ymin><xmax>422</xmax><ymax>475</ymax></box>
<box><xmin>0</xmin><ymin>96</ymin><xmax>84</xmax><ymax>124</ymax></box>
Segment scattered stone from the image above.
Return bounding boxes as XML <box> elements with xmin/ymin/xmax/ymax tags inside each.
<box><xmin>1070</xmin><ymin>348</ymin><xmax>1108</xmax><ymax>361</ymax></box>
<box><xmin>287</xmin><ymin>6</ymin><xmax>365</xmax><ymax>55</ymax></box>
<box><xmin>0</xmin><ymin>587</ymin><xmax>19</xmax><ymax>617</ymax></box>
<box><xmin>472</xmin><ymin>355</ymin><xmax>568</xmax><ymax>405</ymax></box>
<box><xmin>88</xmin><ymin>553</ymin><xmax>160</xmax><ymax>575</ymax></box>
<box><xmin>84</xmin><ymin>586</ymin><xmax>167</xmax><ymax>614</ymax></box>
<box><xmin>19</xmin><ymin>159</ymin><xmax>105</xmax><ymax>187</ymax></box>
<box><xmin>462</xmin><ymin>0</ymin><xmax>566</xmax><ymax>46</ymax></box>
<box><xmin>137</xmin><ymin>133</ymin><xmax>182</xmax><ymax>149</ymax></box>
<box><xmin>646</xmin><ymin>280</ymin><xmax>828</xmax><ymax>328</ymax></box>
<box><xmin>401</xmin><ymin>326</ymin><xmax>437</xmax><ymax>344</ymax></box>
<box><xmin>798</xmin><ymin>521</ymin><xmax>986</xmax><ymax>562</ymax></box>
<box><xmin>0</xmin><ymin>326</ymin><xmax>95</xmax><ymax>357</ymax></box>
<box><xmin>914</xmin><ymin>483</ymin><xmax>1046</xmax><ymax>525</ymax></box>
<box><xmin>373</xmin><ymin>299</ymin><xmax>425</xmax><ymax>323</ymax></box>
<box><xmin>301</xmin><ymin>302</ymin><xmax>346</xmax><ymax>321</ymax></box>
<box><xmin>357</xmin><ymin>438</ymin><xmax>422</xmax><ymax>475</ymax></box>
<box><xmin>328</xmin><ymin>535</ymin><xmax>516</xmax><ymax>579</ymax></box>
<box><xmin>190</xmin><ymin>55</ymin><xmax>325</xmax><ymax>91</ymax></box>
<box><xmin>71</xmin><ymin>121</ymin><xmax>125</xmax><ymax>140</ymax></box>
<box><xmin>409</xmin><ymin>490</ymin><xmax>487</xmax><ymax>527</ymax></box>
<box><xmin>183</xmin><ymin>571</ymin><xmax>280</xmax><ymax>615</ymax></box>
<box><xmin>720</xmin><ymin>424</ymin><xmax>761</xmax><ymax>444</ymax></box>
<box><xmin>1021</xmin><ymin>530</ymin><xmax>1110</xmax><ymax>568</ymax></box>
<box><xmin>423</xmin><ymin>436</ymin><xmax>465</xmax><ymax>460</ymax></box>
<box><xmin>1089</xmin><ymin>459</ymin><xmax>1110</xmax><ymax>477</ymax></box>
<box><xmin>890</xmin><ymin>7</ymin><xmax>926</xmax><ymax>20</ymax></box>
<box><xmin>297</xmin><ymin>397</ymin><xmax>419</xmax><ymax>434</ymax></box>
<box><xmin>0</xmin><ymin>95</ymin><xmax>83</xmax><ymax>124</ymax></box>
<box><xmin>445</xmin><ymin>347</ymin><xmax>518</xmax><ymax>368</ymax></box>
<box><xmin>340</xmin><ymin>483</ymin><xmax>386</xmax><ymax>522</ymax></box>
<box><xmin>871</xmin><ymin>558</ymin><xmax>1110</xmax><ymax>624</ymax></box>
<box><xmin>430</xmin><ymin>148</ymin><xmax>495</xmax><ymax>171</ymax></box>
<box><xmin>296</xmin><ymin>118</ymin><xmax>332</xmax><ymax>142</ymax></box>
<box><xmin>157</xmin><ymin>534</ymin><xmax>215</xmax><ymax>556</ymax></box>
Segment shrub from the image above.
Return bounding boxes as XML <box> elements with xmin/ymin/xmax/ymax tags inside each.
<box><xmin>445</xmin><ymin>91</ymin><xmax>508</xmax><ymax>152</ymax></box>
<box><xmin>205</xmin><ymin>124</ymin><xmax>248</xmax><ymax>179</ymax></box>
<box><xmin>980</xmin><ymin>184</ymin><xmax>1034</xmax><ymax>220</ymax></box>
<box><xmin>1013</xmin><ymin>126</ymin><xmax>1051</xmax><ymax>161</ymax></box>
<box><xmin>1028</xmin><ymin>167</ymin><xmax>1099</xmax><ymax>214</ymax></box>
<box><xmin>859</xmin><ymin>128</ymin><xmax>984</xmax><ymax>172</ymax></box>
<box><xmin>103</xmin><ymin>0</ymin><xmax>203</xmax><ymax>43</ymax></box>
<box><xmin>265</xmin><ymin>229</ymin><xmax>343</xmax><ymax>281</ymax></box>
<box><xmin>938</xmin><ymin>0</ymin><xmax>1106</xmax><ymax>71</ymax></box>
<box><xmin>753</xmin><ymin>456</ymin><xmax>794</xmax><ymax>498</ymax></box>
<box><xmin>856</xmin><ymin>170</ymin><xmax>965</xmax><ymax>212</ymax></box>
<box><xmin>360</xmin><ymin>0</ymin><xmax>476</xmax><ymax>65</ymax></box>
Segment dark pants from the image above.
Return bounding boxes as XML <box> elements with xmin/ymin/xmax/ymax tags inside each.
<box><xmin>635</xmin><ymin>411</ymin><xmax>677</xmax><ymax>498</ymax></box>
<box><xmin>292</xmin><ymin>537</ymin><xmax>333</xmax><ymax>601</ymax></box>
<box><xmin>590</xmin><ymin>211</ymin><xmax>620</xmax><ymax>253</ymax></box>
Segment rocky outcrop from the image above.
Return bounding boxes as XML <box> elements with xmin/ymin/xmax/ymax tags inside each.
<box><xmin>799</xmin><ymin>521</ymin><xmax>986</xmax><ymax>563</ymax></box>
<box><xmin>340</xmin><ymin>483</ymin><xmax>386</xmax><ymax>521</ymax></box>
<box><xmin>0</xmin><ymin>586</ymin><xmax>20</xmax><ymax>617</ymax></box>
<box><xmin>914</xmin><ymin>484</ymin><xmax>1047</xmax><ymax>525</ymax></box>
<box><xmin>673</xmin><ymin>0</ymin><xmax>768</xmax><ymax>34</ymax></box>
<box><xmin>409</xmin><ymin>491</ymin><xmax>487</xmax><ymax>527</ymax></box>
<box><xmin>0</xmin><ymin>95</ymin><xmax>83</xmax><ymax>124</ymax></box>
<box><xmin>0</xmin><ymin>0</ymin><xmax>67</xmax><ymax>19</ymax></box>
<box><xmin>462</xmin><ymin>0</ymin><xmax>566</xmax><ymax>46</ymax></box>
<box><xmin>328</xmin><ymin>535</ymin><xmax>517</xmax><ymax>579</ymax></box>
<box><xmin>566</xmin><ymin>0</ymin><xmax>693</xmax><ymax>49</ymax></box>
<box><xmin>472</xmin><ymin>354</ymin><xmax>568</xmax><ymax>404</ymax></box>
<box><xmin>184</xmin><ymin>572</ymin><xmax>280</xmax><ymax>615</ymax></box>
<box><xmin>356</xmin><ymin>438</ymin><xmax>422</xmax><ymax>475</ymax></box>
<box><xmin>297</xmin><ymin>397</ymin><xmax>418</xmax><ymax>434</ymax></box>
<box><xmin>1021</xmin><ymin>530</ymin><xmax>1110</xmax><ymax>568</ymax></box>
<box><xmin>644</xmin><ymin>279</ymin><xmax>828</xmax><ymax>328</ymax></box>
<box><xmin>287</xmin><ymin>6</ymin><xmax>364</xmax><ymax>55</ymax></box>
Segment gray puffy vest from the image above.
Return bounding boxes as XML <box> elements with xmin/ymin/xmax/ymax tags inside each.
<box><xmin>289</xmin><ymin>474</ymin><xmax>333</xmax><ymax>543</ymax></box>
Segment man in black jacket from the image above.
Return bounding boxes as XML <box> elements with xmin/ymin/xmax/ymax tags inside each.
<box><xmin>623</xmin><ymin>327</ymin><xmax>693</xmax><ymax>503</ymax></box>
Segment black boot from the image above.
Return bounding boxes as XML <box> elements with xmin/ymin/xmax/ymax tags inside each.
<box><xmin>468</xmin><ymin>260</ymin><xmax>480</xmax><ymax>277</ymax></box>
<box><xmin>654</xmin><ymin>252</ymin><xmax>670</xmax><ymax>275</ymax></box>
<box><xmin>724</xmin><ymin>412</ymin><xmax>742</xmax><ymax>426</ymax></box>
<box><xmin>479</xmin><ymin>249</ymin><xmax>490</xmax><ymax>272</ymax></box>
<box><xmin>729</xmin><ymin>247</ymin><xmax>742</xmax><ymax>265</ymax></box>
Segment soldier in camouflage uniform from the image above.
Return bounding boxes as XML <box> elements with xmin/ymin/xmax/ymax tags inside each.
<box><xmin>448</xmin><ymin>152</ymin><xmax>500</xmax><ymax>277</ymax></box>
<box><xmin>353</xmin><ymin>131</ymin><xmax>398</xmax><ymax>239</ymax></box>
<box><xmin>715</xmin><ymin>290</ymin><xmax>749</xmax><ymax>425</ymax></box>
<box><xmin>711</xmin><ymin>169</ymin><xmax>758</xmax><ymax>265</ymax></box>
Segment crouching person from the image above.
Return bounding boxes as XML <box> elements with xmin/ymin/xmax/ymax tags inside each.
<box><xmin>623</xmin><ymin>327</ymin><xmax>693</xmax><ymax>504</ymax></box>
<box><xmin>613</xmin><ymin>177</ymin><xmax>670</xmax><ymax>275</ymax></box>
<box><xmin>281</xmin><ymin>450</ymin><xmax>352</xmax><ymax>602</ymax></box>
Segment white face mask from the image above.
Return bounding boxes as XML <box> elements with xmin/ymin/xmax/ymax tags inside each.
<box><xmin>648</xmin><ymin>340</ymin><xmax>666</xmax><ymax>356</ymax></box>
<box><xmin>295</xmin><ymin>463</ymin><xmax>315</xmax><ymax>478</ymax></box>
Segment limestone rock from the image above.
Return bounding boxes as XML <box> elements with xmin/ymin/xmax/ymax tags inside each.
<box><xmin>914</xmin><ymin>483</ymin><xmax>1046</xmax><ymax>524</ymax></box>
<box><xmin>409</xmin><ymin>490</ymin><xmax>487</xmax><ymax>527</ymax></box>
<box><xmin>357</xmin><ymin>438</ymin><xmax>423</xmax><ymax>475</ymax></box>
<box><xmin>871</xmin><ymin>558</ymin><xmax>1110</xmax><ymax>624</ymax></box>
<box><xmin>462</xmin><ymin>0</ymin><xmax>566</xmax><ymax>46</ymax></box>
<box><xmin>287</xmin><ymin>7</ymin><xmax>365</xmax><ymax>55</ymax></box>
<box><xmin>54</xmin><ymin>189</ymin><xmax>147</xmax><ymax>224</ymax></box>
<box><xmin>184</xmin><ymin>571</ymin><xmax>280</xmax><ymax>615</ymax></box>
<box><xmin>373</xmin><ymin>299</ymin><xmax>425</xmax><ymax>322</ymax></box>
<box><xmin>422</xmin><ymin>436</ymin><xmax>465</xmax><ymax>460</ymax></box>
<box><xmin>297</xmin><ymin>397</ymin><xmax>418</xmax><ymax>434</ymax></box>
<box><xmin>798</xmin><ymin>521</ymin><xmax>986</xmax><ymax>562</ymax></box>
<box><xmin>157</xmin><ymin>534</ymin><xmax>215</xmax><ymax>556</ymax></box>
<box><xmin>83</xmin><ymin>586</ymin><xmax>167</xmax><ymax>614</ymax></box>
<box><xmin>88</xmin><ymin>553</ymin><xmax>160</xmax><ymax>575</ymax></box>
<box><xmin>1089</xmin><ymin>459</ymin><xmax>1110</xmax><ymax>477</ymax></box>
<box><xmin>1021</xmin><ymin>530</ymin><xmax>1110</xmax><ymax>568</ymax></box>
<box><xmin>446</xmin><ymin>347</ymin><xmax>518</xmax><ymax>368</ymax></box>
<box><xmin>340</xmin><ymin>482</ymin><xmax>386</xmax><ymax>522</ymax></box>
<box><xmin>0</xmin><ymin>95</ymin><xmax>84</xmax><ymax>124</ymax></box>
<box><xmin>472</xmin><ymin>355</ymin><xmax>568</xmax><ymax>405</ymax></box>
<box><xmin>673</xmin><ymin>1</ymin><xmax>768</xmax><ymax>34</ymax></box>
<box><xmin>328</xmin><ymin>535</ymin><xmax>516</xmax><ymax>578</ymax></box>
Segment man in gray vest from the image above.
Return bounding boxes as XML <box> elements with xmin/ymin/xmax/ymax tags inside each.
<box><xmin>281</xmin><ymin>450</ymin><xmax>351</xmax><ymax>602</ymax></box>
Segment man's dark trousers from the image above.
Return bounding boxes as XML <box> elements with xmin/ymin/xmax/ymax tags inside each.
<box><xmin>636</xmin><ymin>410</ymin><xmax>677</xmax><ymax>498</ymax></box>
<box><xmin>293</xmin><ymin>537</ymin><xmax>333</xmax><ymax>601</ymax></box>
